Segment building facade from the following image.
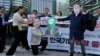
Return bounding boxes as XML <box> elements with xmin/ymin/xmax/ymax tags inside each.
<box><xmin>0</xmin><ymin>0</ymin><xmax>31</xmax><ymax>13</ymax></box>
<box><xmin>31</xmin><ymin>0</ymin><xmax>56</xmax><ymax>14</ymax></box>
<box><xmin>69</xmin><ymin>0</ymin><xmax>100</xmax><ymax>15</ymax></box>
<box><xmin>0</xmin><ymin>0</ymin><xmax>10</xmax><ymax>11</ymax></box>
<box><xmin>23</xmin><ymin>0</ymin><xmax>31</xmax><ymax>13</ymax></box>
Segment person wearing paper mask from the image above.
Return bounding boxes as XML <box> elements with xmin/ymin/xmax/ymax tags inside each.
<box><xmin>57</xmin><ymin>4</ymin><xmax>86</xmax><ymax>56</ymax></box>
<box><xmin>37</xmin><ymin>8</ymin><xmax>50</xmax><ymax>52</ymax></box>
<box><xmin>30</xmin><ymin>19</ymin><xmax>47</xmax><ymax>55</ymax></box>
<box><xmin>6</xmin><ymin>6</ymin><xmax>32</xmax><ymax>56</ymax></box>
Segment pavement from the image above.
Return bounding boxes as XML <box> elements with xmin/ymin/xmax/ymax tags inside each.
<box><xmin>0</xmin><ymin>46</ymin><xmax>91</xmax><ymax>56</ymax></box>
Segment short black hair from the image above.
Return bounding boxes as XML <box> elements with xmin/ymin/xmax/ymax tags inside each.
<box><xmin>45</xmin><ymin>8</ymin><xmax>49</xmax><ymax>10</ymax></box>
<box><xmin>74</xmin><ymin>3</ymin><xmax>81</xmax><ymax>7</ymax></box>
<box><xmin>33</xmin><ymin>10</ymin><xmax>38</xmax><ymax>13</ymax></box>
<box><xmin>0</xmin><ymin>6</ymin><xmax>5</xmax><ymax>9</ymax></box>
<box><xmin>56</xmin><ymin>11</ymin><xmax>62</xmax><ymax>16</ymax></box>
<box><xmin>15</xmin><ymin>6</ymin><xmax>24</xmax><ymax>12</ymax></box>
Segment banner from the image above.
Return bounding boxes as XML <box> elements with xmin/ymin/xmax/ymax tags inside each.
<box><xmin>27</xmin><ymin>16</ymin><xmax>100</xmax><ymax>55</ymax></box>
<box><xmin>45</xmin><ymin>28</ymin><xmax>100</xmax><ymax>55</ymax></box>
<box><xmin>27</xmin><ymin>27</ymin><xmax>100</xmax><ymax>55</ymax></box>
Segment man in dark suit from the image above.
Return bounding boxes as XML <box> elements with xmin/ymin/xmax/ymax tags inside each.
<box><xmin>0</xmin><ymin>6</ymin><xmax>9</xmax><ymax>53</ymax></box>
<box><xmin>57</xmin><ymin>4</ymin><xmax>86</xmax><ymax>56</ymax></box>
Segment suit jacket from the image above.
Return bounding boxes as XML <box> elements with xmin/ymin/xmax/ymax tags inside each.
<box><xmin>30</xmin><ymin>27</ymin><xmax>43</xmax><ymax>45</ymax></box>
<box><xmin>58</xmin><ymin>13</ymin><xmax>86</xmax><ymax>40</ymax></box>
<box><xmin>0</xmin><ymin>14</ymin><xmax>9</xmax><ymax>26</ymax></box>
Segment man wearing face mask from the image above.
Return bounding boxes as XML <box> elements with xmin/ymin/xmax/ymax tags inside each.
<box><xmin>57</xmin><ymin>4</ymin><xmax>86</xmax><ymax>56</ymax></box>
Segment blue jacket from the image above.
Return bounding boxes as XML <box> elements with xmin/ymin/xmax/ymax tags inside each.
<box><xmin>58</xmin><ymin>13</ymin><xmax>86</xmax><ymax>40</ymax></box>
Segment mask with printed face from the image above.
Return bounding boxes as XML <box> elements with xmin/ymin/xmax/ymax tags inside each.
<box><xmin>73</xmin><ymin>5</ymin><xmax>81</xmax><ymax>14</ymax></box>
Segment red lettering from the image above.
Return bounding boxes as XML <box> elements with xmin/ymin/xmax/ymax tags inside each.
<box><xmin>92</xmin><ymin>41</ymin><xmax>99</xmax><ymax>48</ymax></box>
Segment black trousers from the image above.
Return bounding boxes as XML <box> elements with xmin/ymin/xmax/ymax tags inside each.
<box><xmin>31</xmin><ymin>40</ymin><xmax>48</xmax><ymax>55</ymax></box>
<box><xmin>0</xmin><ymin>25</ymin><xmax>7</xmax><ymax>48</ymax></box>
<box><xmin>21</xmin><ymin>30</ymin><xmax>28</xmax><ymax>47</ymax></box>
<box><xmin>6</xmin><ymin>26</ymin><xmax>30</xmax><ymax>55</ymax></box>
<box><xmin>70</xmin><ymin>38</ymin><xmax>85</xmax><ymax>55</ymax></box>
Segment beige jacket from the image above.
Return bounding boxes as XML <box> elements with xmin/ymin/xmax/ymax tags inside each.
<box><xmin>30</xmin><ymin>27</ymin><xmax>43</xmax><ymax>45</ymax></box>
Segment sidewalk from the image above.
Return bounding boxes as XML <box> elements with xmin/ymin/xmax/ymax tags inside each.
<box><xmin>0</xmin><ymin>46</ymin><xmax>91</xmax><ymax>56</ymax></box>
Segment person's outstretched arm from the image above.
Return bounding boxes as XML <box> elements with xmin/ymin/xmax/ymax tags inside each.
<box><xmin>57</xmin><ymin>15</ymin><xmax>71</xmax><ymax>21</ymax></box>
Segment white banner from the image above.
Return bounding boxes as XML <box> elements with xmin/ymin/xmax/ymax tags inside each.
<box><xmin>27</xmin><ymin>26</ymin><xmax>100</xmax><ymax>55</ymax></box>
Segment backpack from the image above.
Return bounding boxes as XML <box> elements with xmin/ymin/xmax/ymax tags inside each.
<box><xmin>85</xmin><ymin>13</ymin><xmax>97</xmax><ymax>31</ymax></box>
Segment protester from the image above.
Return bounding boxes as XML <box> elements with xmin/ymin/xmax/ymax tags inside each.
<box><xmin>35</xmin><ymin>8</ymin><xmax>52</xmax><ymax>53</ymax></box>
<box><xmin>30</xmin><ymin>19</ymin><xmax>43</xmax><ymax>55</ymax></box>
<box><xmin>0</xmin><ymin>6</ymin><xmax>9</xmax><ymax>53</ymax></box>
<box><xmin>56</xmin><ymin>11</ymin><xmax>62</xmax><ymax>16</ymax></box>
<box><xmin>32</xmin><ymin>10</ymin><xmax>38</xmax><ymax>18</ymax></box>
<box><xmin>6</xmin><ymin>6</ymin><xmax>32</xmax><ymax>56</ymax></box>
<box><xmin>39</xmin><ymin>8</ymin><xmax>52</xmax><ymax>26</ymax></box>
<box><xmin>39</xmin><ymin>8</ymin><xmax>51</xmax><ymax>17</ymax></box>
<box><xmin>29</xmin><ymin>10</ymin><xmax>38</xmax><ymax>26</ymax></box>
<box><xmin>91</xmin><ymin>8</ymin><xmax>100</xmax><ymax>56</ymax></box>
<box><xmin>57</xmin><ymin>4</ymin><xmax>86</xmax><ymax>56</ymax></box>
<box><xmin>96</xmin><ymin>8</ymin><xmax>100</xmax><ymax>20</ymax></box>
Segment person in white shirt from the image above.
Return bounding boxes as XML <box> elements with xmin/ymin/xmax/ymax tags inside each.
<box><xmin>6</xmin><ymin>6</ymin><xmax>32</xmax><ymax>56</ymax></box>
<box><xmin>28</xmin><ymin>18</ymin><xmax>48</xmax><ymax>55</ymax></box>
